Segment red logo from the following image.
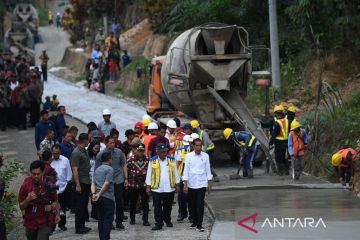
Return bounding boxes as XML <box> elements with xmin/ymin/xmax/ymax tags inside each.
<box><xmin>237</xmin><ymin>213</ymin><xmax>258</xmax><ymax>233</ymax></box>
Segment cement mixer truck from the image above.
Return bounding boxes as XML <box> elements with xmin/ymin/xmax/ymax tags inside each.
<box><xmin>147</xmin><ymin>23</ymin><xmax>273</xmax><ymax>169</ymax></box>
<box><xmin>4</xmin><ymin>3</ymin><xmax>39</xmax><ymax>65</ymax></box>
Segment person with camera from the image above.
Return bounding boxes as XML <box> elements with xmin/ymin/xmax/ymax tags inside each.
<box><xmin>50</xmin><ymin>144</ymin><xmax>72</xmax><ymax>231</ymax></box>
<box><xmin>18</xmin><ymin>160</ymin><xmax>60</xmax><ymax>240</ymax></box>
<box><xmin>91</xmin><ymin>151</ymin><xmax>115</xmax><ymax>240</ymax></box>
<box><xmin>70</xmin><ymin>133</ymin><xmax>92</xmax><ymax>234</ymax></box>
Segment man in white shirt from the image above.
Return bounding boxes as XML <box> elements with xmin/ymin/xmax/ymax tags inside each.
<box><xmin>183</xmin><ymin>138</ymin><xmax>213</xmax><ymax>232</ymax></box>
<box><xmin>146</xmin><ymin>143</ymin><xmax>180</xmax><ymax>231</ymax></box>
<box><xmin>50</xmin><ymin>144</ymin><xmax>72</xmax><ymax>231</ymax></box>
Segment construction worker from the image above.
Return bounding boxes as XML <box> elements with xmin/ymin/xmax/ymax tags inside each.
<box><xmin>143</xmin><ymin>122</ymin><xmax>158</xmax><ymax>157</ymax></box>
<box><xmin>223</xmin><ymin>128</ymin><xmax>259</xmax><ymax>178</ymax></box>
<box><xmin>145</xmin><ymin>143</ymin><xmax>180</xmax><ymax>230</ymax></box>
<box><xmin>142</xmin><ymin>118</ymin><xmax>151</xmax><ymax>135</ymax></box>
<box><xmin>134</xmin><ymin>122</ymin><xmax>146</xmax><ymax>139</ymax></box>
<box><xmin>174</xmin><ymin>135</ymin><xmax>192</xmax><ymax>222</ymax></box>
<box><xmin>191</xmin><ymin>120</ymin><xmax>218</xmax><ymax>181</ymax></box>
<box><xmin>288</xmin><ymin>120</ymin><xmax>308</xmax><ymax>180</ymax></box>
<box><xmin>331</xmin><ymin>148</ymin><xmax>357</xmax><ymax>187</ymax></box>
<box><xmin>286</xmin><ymin>105</ymin><xmax>298</xmax><ymax>127</ymax></box>
<box><xmin>165</xmin><ymin>119</ymin><xmax>178</xmax><ymax>156</ymax></box>
<box><xmin>269</xmin><ymin>105</ymin><xmax>289</xmax><ymax>176</ymax></box>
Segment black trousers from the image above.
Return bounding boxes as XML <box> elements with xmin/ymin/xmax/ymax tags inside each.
<box><xmin>74</xmin><ymin>183</ymin><xmax>90</xmax><ymax>230</ymax></box>
<box><xmin>340</xmin><ymin>166</ymin><xmax>352</xmax><ymax>183</ymax></box>
<box><xmin>178</xmin><ymin>181</ymin><xmax>190</xmax><ymax>218</ymax></box>
<box><xmin>98</xmin><ymin>196</ymin><xmax>115</xmax><ymax>240</ymax></box>
<box><xmin>274</xmin><ymin>140</ymin><xmax>288</xmax><ymax>175</ymax></box>
<box><xmin>25</xmin><ymin>227</ymin><xmax>52</xmax><ymax>240</ymax></box>
<box><xmin>0</xmin><ymin>220</ymin><xmax>6</xmax><ymax>240</ymax></box>
<box><xmin>128</xmin><ymin>188</ymin><xmax>149</xmax><ymax>222</ymax></box>
<box><xmin>114</xmin><ymin>183</ymin><xmax>125</xmax><ymax>224</ymax></box>
<box><xmin>19</xmin><ymin>107</ymin><xmax>28</xmax><ymax>129</ymax></box>
<box><xmin>152</xmin><ymin>191</ymin><xmax>174</xmax><ymax>227</ymax></box>
<box><xmin>29</xmin><ymin>102</ymin><xmax>40</xmax><ymax>126</ymax></box>
<box><xmin>58</xmin><ymin>184</ymin><xmax>71</xmax><ymax>227</ymax></box>
<box><xmin>41</xmin><ymin>65</ymin><xmax>47</xmax><ymax>81</ymax></box>
<box><xmin>0</xmin><ymin>107</ymin><xmax>8</xmax><ymax>131</ymax></box>
<box><xmin>188</xmin><ymin>187</ymin><xmax>206</xmax><ymax>228</ymax></box>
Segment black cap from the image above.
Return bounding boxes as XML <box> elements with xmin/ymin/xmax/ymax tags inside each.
<box><xmin>156</xmin><ymin>143</ymin><xmax>168</xmax><ymax>152</ymax></box>
<box><xmin>183</xmin><ymin>123</ymin><xmax>192</xmax><ymax>130</ymax></box>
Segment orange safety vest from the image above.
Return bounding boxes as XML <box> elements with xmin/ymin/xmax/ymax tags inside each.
<box><xmin>339</xmin><ymin>148</ymin><xmax>357</xmax><ymax>168</ymax></box>
<box><xmin>290</xmin><ymin>131</ymin><xmax>305</xmax><ymax>157</ymax></box>
<box><xmin>275</xmin><ymin>118</ymin><xmax>289</xmax><ymax>141</ymax></box>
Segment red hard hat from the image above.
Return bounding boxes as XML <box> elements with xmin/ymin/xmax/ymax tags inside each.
<box><xmin>134</xmin><ymin>122</ymin><xmax>144</xmax><ymax>130</ymax></box>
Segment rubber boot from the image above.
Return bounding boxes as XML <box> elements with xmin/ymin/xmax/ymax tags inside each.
<box><xmin>248</xmin><ymin>169</ymin><xmax>254</xmax><ymax>179</ymax></box>
<box><xmin>243</xmin><ymin>169</ymin><xmax>248</xmax><ymax>178</ymax></box>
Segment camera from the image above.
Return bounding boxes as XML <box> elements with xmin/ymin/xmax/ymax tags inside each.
<box><xmin>46</xmin><ymin>184</ymin><xmax>59</xmax><ymax>192</ymax></box>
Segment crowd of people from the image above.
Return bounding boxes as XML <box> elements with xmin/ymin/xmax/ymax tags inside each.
<box><xmin>0</xmin><ymin>52</ymin><xmax>52</xmax><ymax>132</ymax></box>
<box><xmin>19</xmin><ymin>108</ymin><xmax>214</xmax><ymax>240</ymax></box>
<box><xmin>86</xmin><ymin>26</ymin><xmax>132</xmax><ymax>93</ymax></box>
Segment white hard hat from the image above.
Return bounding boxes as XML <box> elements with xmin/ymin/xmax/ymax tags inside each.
<box><xmin>142</xmin><ymin>114</ymin><xmax>151</xmax><ymax>121</ymax></box>
<box><xmin>190</xmin><ymin>133</ymin><xmax>200</xmax><ymax>140</ymax></box>
<box><xmin>148</xmin><ymin>122</ymin><xmax>158</xmax><ymax>130</ymax></box>
<box><xmin>167</xmin><ymin>119</ymin><xmax>177</xmax><ymax>129</ymax></box>
<box><xmin>183</xmin><ymin>135</ymin><xmax>191</xmax><ymax>145</ymax></box>
<box><xmin>102</xmin><ymin>109</ymin><xmax>111</xmax><ymax>115</ymax></box>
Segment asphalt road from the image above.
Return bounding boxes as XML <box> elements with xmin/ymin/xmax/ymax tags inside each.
<box><xmin>208</xmin><ymin>188</ymin><xmax>360</xmax><ymax>240</ymax></box>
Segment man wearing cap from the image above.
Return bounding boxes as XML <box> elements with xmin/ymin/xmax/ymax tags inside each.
<box><xmin>95</xmin><ymin>136</ymin><xmax>128</xmax><ymax>230</ymax></box>
<box><xmin>143</xmin><ymin>122</ymin><xmax>158</xmax><ymax>157</ymax></box>
<box><xmin>175</xmin><ymin>135</ymin><xmax>193</xmax><ymax>222</ymax></box>
<box><xmin>331</xmin><ymin>147</ymin><xmax>357</xmax><ymax>187</ymax></box>
<box><xmin>146</xmin><ymin>143</ymin><xmax>180</xmax><ymax>230</ymax></box>
<box><xmin>90</xmin><ymin>130</ymin><xmax>106</xmax><ymax>151</ymax></box>
<box><xmin>70</xmin><ymin>133</ymin><xmax>92</xmax><ymax>234</ymax></box>
<box><xmin>183</xmin><ymin>138</ymin><xmax>213</xmax><ymax>232</ymax></box>
<box><xmin>269</xmin><ymin>105</ymin><xmax>289</xmax><ymax>176</ymax></box>
<box><xmin>134</xmin><ymin>122</ymin><xmax>145</xmax><ymax>139</ymax></box>
<box><xmin>148</xmin><ymin>125</ymin><xmax>170</xmax><ymax>158</ymax></box>
<box><xmin>98</xmin><ymin>109</ymin><xmax>116</xmax><ymax>137</ymax></box>
<box><xmin>165</xmin><ymin>119</ymin><xmax>178</xmax><ymax>156</ymax></box>
<box><xmin>288</xmin><ymin>120</ymin><xmax>308</xmax><ymax>180</ymax></box>
<box><xmin>127</xmin><ymin>143</ymin><xmax>150</xmax><ymax>226</ymax></box>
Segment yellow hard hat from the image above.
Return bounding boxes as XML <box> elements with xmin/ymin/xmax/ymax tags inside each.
<box><xmin>290</xmin><ymin>120</ymin><xmax>301</xmax><ymax>131</ymax></box>
<box><xmin>288</xmin><ymin>105</ymin><xmax>298</xmax><ymax>113</ymax></box>
<box><xmin>223</xmin><ymin>128</ymin><xmax>233</xmax><ymax>140</ymax></box>
<box><xmin>142</xmin><ymin>118</ymin><xmax>151</xmax><ymax>127</ymax></box>
<box><xmin>273</xmin><ymin>105</ymin><xmax>285</xmax><ymax>113</ymax></box>
<box><xmin>190</xmin><ymin>120</ymin><xmax>200</xmax><ymax>129</ymax></box>
<box><xmin>331</xmin><ymin>152</ymin><xmax>342</xmax><ymax>167</ymax></box>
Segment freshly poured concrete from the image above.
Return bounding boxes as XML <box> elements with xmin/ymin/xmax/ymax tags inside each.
<box><xmin>208</xmin><ymin>189</ymin><xmax>360</xmax><ymax>239</ymax></box>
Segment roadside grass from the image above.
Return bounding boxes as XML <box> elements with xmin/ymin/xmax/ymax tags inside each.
<box><xmin>301</xmin><ymin>90</ymin><xmax>360</xmax><ymax>179</ymax></box>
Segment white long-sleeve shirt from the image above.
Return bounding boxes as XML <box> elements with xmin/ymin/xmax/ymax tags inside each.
<box><xmin>182</xmin><ymin>151</ymin><xmax>212</xmax><ymax>189</ymax></box>
<box><xmin>145</xmin><ymin>156</ymin><xmax>180</xmax><ymax>193</ymax></box>
<box><xmin>51</xmin><ymin>155</ymin><xmax>72</xmax><ymax>194</ymax></box>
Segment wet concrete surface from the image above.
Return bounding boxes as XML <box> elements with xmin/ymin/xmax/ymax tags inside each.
<box><xmin>208</xmin><ymin>189</ymin><xmax>360</xmax><ymax>239</ymax></box>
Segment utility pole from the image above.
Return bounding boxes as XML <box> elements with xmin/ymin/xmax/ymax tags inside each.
<box><xmin>268</xmin><ymin>0</ymin><xmax>281</xmax><ymax>100</ymax></box>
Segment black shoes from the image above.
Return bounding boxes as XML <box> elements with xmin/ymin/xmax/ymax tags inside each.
<box><xmin>196</xmin><ymin>226</ymin><xmax>205</xmax><ymax>232</ymax></box>
<box><xmin>58</xmin><ymin>225</ymin><xmax>67</xmax><ymax>231</ymax></box>
<box><xmin>143</xmin><ymin>221</ymin><xmax>150</xmax><ymax>226</ymax></box>
<box><xmin>116</xmin><ymin>223</ymin><xmax>125</xmax><ymax>230</ymax></box>
<box><xmin>177</xmin><ymin>216</ymin><xmax>186</xmax><ymax>222</ymax></box>
<box><xmin>152</xmin><ymin>225</ymin><xmax>162</xmax><ymax>231</ymax></box>
<box><xmin>166</xmin><ymin>222</ymin><xmax>173</xmax><ymax>227</ymax></box>
<box><xmin>190</xmin><ymin>223</ymin><xmax>197</xmax><ymax>229</ymax></box>
<box><xmin>76</xmin><ymin>227</ymin><xmax>91</xmax><ymax>234</ymax></box>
